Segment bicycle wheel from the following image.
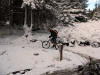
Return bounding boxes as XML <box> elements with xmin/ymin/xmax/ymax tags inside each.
<box><xmin>91</xmin><ymin>42</ymin><xmax>99</xmax><ymax>48</ymax></box>
<box><xmin>42</xmin><ymin>41</ymin><xmax>50</xmax><ymax>49</ymax></box>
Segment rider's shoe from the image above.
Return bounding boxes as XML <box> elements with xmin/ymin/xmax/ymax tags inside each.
<box><xmin>51</xmin><ymin>45</ymin><xmax>58</xmax><ymax>50</ymax></box>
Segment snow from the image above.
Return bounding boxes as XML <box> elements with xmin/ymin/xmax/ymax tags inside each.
<box><xmin>0</xmin><ymin>20</ymin><xmax>100</xmax><ymax>75</ymax></box>
<box><xmin>0</xmin><ymin>43</ymin><xmax>87</xmax><ymax>75</ymax></box>
<box><xmin>0</xmin><ymin>34</ymin><xmax>87</xmax><ymax>75</ymax></box>
<box><xmin>58</xmin><ymin>20</ymin><xmax>100</xmax><ymax>42</ymax></box>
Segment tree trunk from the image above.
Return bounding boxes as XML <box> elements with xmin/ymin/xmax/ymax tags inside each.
<box><xmin>24</xmin><ymin>5</ymin><xmax>27</xmax><ymax>27</ymax></box>
<box><xmin>30</xmin><ymin>9</ymin><xmax>33</xmax><ymax>31</ymax></box>
<box><xmin>23</xmin><ymin>5</ymin><xmax>30</xmax><ymax>36</ymax></box>
<box><xmin>9</xmin><ymin>0</ymin><xmax>13</xmax><ymax>34</ymax></box>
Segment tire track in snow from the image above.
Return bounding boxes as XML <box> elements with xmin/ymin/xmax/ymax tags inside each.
<box><xmin>65</xmin><ymin>49</ymin><xmax>98</xmax><ymax>61</ymax></box>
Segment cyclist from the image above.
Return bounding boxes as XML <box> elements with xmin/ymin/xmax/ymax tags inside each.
<box><xmin>48</xmin><ymin>28</ymin><xmax>58</xmax><ymax>48</ymax></box>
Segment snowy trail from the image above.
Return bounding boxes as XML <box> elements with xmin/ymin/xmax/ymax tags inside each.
<box><xmin>0</xmin><ymin>38</ymin><xmax>88</xmax><ymax>75</ymax></box>
<box><xmin>65</xmin><ymin>46</ymin><xmax>100</xmax><ymax>60</ymax></box>
<box><xmin>0</xmin><ymin>20</ymin><xmax>100</xmax><ymax>75</ymax></box>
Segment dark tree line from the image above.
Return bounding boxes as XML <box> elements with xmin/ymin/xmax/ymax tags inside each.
<box><xmin>0</xmin><ymin>0</ymin><xmax>88</xmax><ymax>26</ymax></box>
<box><xmin>0</xmin><ymin>0</ymin><xmax>9</xmax><ymax>22</ymax></box>
<box><xmin>0</xmin><ymin>0</ymin><xmax>23</xmax><ymax>26</ymax></box>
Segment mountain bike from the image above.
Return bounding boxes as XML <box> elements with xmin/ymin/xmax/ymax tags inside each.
<box><xmin>42</xmin><ymin>38</ymin><xmax>59</xmax><ymax>49</ymax></box>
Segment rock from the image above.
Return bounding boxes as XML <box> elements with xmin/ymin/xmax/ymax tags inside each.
<box><xmin>25</xmin><ymin>69</ymin><xmax>32</xmax><ymax>71</ymax></box>
<box><xmin>75</xmin><ymin>15</ymin><xmax>87</xmax><ymax>22</ymax></box>
<box><xmin>77</xmin><ymin>65</ymin><xmax>84</xmax><ymax>72</ymax></box>
<box><xmin>33</xmin><ymin>53</ymin><xmax>39</xmax><ymax>56</ymax></box>
<box><xmin>30</xmin><ymin>39</ymin><xmax>37</xmax><ymax>42</ymax></box>
<box><xmin>22</xmin><ymin>46</ymin><xmax>25</xmax><ymax>48</ymax></box>
<box><xmin>20</xmin><ymin>71</ymin><xmax>25</xmax><ymax>74</ymax></box>
<box><xmin>12</xmin><ymin>71</ymin><xmax>20</xmax><ymax>74</ymax></box>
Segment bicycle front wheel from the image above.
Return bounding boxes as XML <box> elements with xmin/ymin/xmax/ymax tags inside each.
<box><xmin>42</xmin><ymin>41</ymin><xmax>50</xmax><ymax>49</ymax></box>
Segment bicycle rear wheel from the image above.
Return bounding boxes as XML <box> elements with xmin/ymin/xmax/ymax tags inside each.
<box><xmin>42</xmin><ymin>41</ymin><xmax>50</xmax><ymax>49</ymax></box>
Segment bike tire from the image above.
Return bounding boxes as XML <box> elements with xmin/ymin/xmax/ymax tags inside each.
<box><xmin>91</xmin><ymin>42</ymin><xmax>99</xmax><ymax>48</ymax></box>
<box><xmin>42</xmin><ymin>41</ymin><xmax>50</xmax><ymax>49</ymax></box>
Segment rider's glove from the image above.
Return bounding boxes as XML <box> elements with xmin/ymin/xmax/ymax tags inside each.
<box><xmin>49</xmin><ymin>36</ymin><xmax>51</xmax><ymax>38</ymax></box>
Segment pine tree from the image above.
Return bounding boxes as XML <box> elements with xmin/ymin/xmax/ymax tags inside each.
<box><xmin>91</xmin><ymin>3</ymin><xmax>100</xmax><ymax>20</ymax></box>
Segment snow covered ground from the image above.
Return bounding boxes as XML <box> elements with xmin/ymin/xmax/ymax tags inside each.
<box><xmin>58</xmin><ymin>20</ymin><xmax>100</xmax><ymax>42</ymax></box>
<box><xmin>0</xmin><ymin>20</ymin><xmax>100</xmax><ymax>75</ymax></box>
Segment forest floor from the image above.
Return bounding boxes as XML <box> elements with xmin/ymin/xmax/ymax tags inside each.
<box><xmin>0</xmin><ymin>20</ymin><xmax>100</xmax><ymax>75</ymax></box>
